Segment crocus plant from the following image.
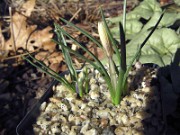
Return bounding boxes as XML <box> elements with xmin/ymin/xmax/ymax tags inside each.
<box><xmin>24</xmin><ymin>1</ymin><xmax>164</xmax><ymax>105</ymax></box>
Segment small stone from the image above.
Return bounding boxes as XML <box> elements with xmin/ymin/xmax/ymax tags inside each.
<box><xmin>61</xmin><ymin>124</ymin><xmax>70</xmax><ymax>134</ymax></box>
<box><xmin>135</xmin><ymin>111</ymin><xmax>152</xmax><ymax>120</ymax></box>
<box><xmin>121</xmin><ymin>114</ymin><xmax>129</xmax><ymax>125</ymax></box>
<box><xmin>90</xmin><ymin>83</ymin><xmax>99</xmax><ymax>91</ymax></box>
<box><xmin>89</xmin><ymin>89</ymin><xmax>100</xmax><ymax>100</ymax></box>
<box><xmin>102</xmin><ymin>126</ymin><xmax>115</xmax><ymax>135</ymax></box>
<box><xmin>91</xmin><ymin>118</ymin><xmax>99</xmax><ymax>126</ymax></box>
<box><xmin>109</xmin><ymin>117</ymin><xmax>117</xmax><ymax>125</ymax></box>
<box><xmin>86</xmin><ymin>128</ymin><xmax>98</xmax><ymax>135</ymax></box>
<box><xmin>80</xmin><ymin>121</ymin><xmax>90</xmax><ymax>134</ymax></box>
<box><xmin>69</xmin><ymin>126</ymin><xmax>80</xmax><ymax>135</ymax></box>
<box><xmin>129</xmin><ymin>117</ymin><xmax>143</xmax><ymax>128</ymax></box>
<box><xmin>132</xmin><ymin>129</ymin><xmax>144</xmax><ymax>135</ymax></box>
<box><xmin>98</xmin><ymin>77</ymin><xmax>106</xmax><ymax>83</ymax></box>
<box><xmin>40</xmin><ymin>102</ymin><xmax>46</xmax><ymax>111</ymax></box>
<box><xmin>100</xmin><ymin>118</ymin><xmax>109</xmax><ymax>128</ymax></box>
<box><xmin>96</xmin><ymin>109</ymin><xmax>110</xmax><ymax>118</ymax></box>
<box><xmin>51</xmin><ymin>123</ymin><xmax>61</xmax><ymax>134</ymax></box>
<box><xmin>114</xmin><ymin>126</ymin><xmax>127</xmax><ymax>135</ymax></box>
<box><xmin>135</xmin><ymin>61</ymin><xmax>142</xmax><ymax>70</ymax></box>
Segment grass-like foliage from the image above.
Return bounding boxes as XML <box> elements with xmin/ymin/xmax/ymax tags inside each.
<box><xmin>23</xmin><ymin>28</ymin><xmax>90</xmax><ymax>97</ymax></box>
<box><xmin>24</xmin><ymin>1</ymin><xmax>164</xmax><ymax>105</ymax></box>
<box><xmin>57</xmin><ymin>9</ymin><xmax>164</xmax><ymax>105</ymax></box>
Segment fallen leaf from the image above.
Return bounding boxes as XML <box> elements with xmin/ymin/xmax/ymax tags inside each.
<box><xmin>48</xmin><ymin>52</ymin><xmax>63</xmax><ymax>64</ymax></box>
<box><xmin>0</xmin><ymin>27</ymin><xmax>5</xmax><ymax>49</ymax></box>
<box><xmin>35</xmin><ymin>51</ymin><xmax>48</xmax><ymax>60</ymax></box>
<box><xmin>35</xmin><ymin>51</ymin><xmax>63</xmax><ymax>72</ymax></box>
<box><xmin>26</xmin><ymin>26</ymin><xmax>56</xmax><ymax>52</ymax></box>
<box><xmin>49</xmin><ymin>63</ymin><xmax>61</xmax><ymax>72</ymax></box>
<box><xmin>20</xmin><ymin>0</ymin><xmax>36</xmax><ymax>17</ymax></box>
<box><xmin>73</xmin><ymin>57</ymin><xmax>82</xmax><ymax>69</ymax></box>
<box><xmin>85</xmin><ymin>43</ymin><xmax>105</xmax><ymax>60</ymax></box>
<box><xmin>4</xmin><ymin>12</ymin><xmax>56</xmax><ymax>52</ymax></box>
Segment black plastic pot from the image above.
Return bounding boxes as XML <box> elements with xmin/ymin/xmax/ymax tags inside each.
<box><xmin>16</xmin><ymin>70</ymin><xmax>74</xmax><ymax>135</ymax></box>
<box><xmin>16</xmin><ymin>64</ymin><xmax>158</xmax><ymax>135</ymax></box>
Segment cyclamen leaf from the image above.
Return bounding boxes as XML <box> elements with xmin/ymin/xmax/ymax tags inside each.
<box><xmin>126</xmin><ymin>28</ymin><xmax>180</xmax><ymax>66</ymax></box>
<box><xmin>110</xmin><ymin>19</ymin><xmax>143</xmax><ymax>40</ymax></box>
<box><xmin>174</xmin><ymin>0</ymin><xmax>180</xmax><ymax>6</ymax></box>
<box><xmin>127</xmin><ymin>0</ymin><xmax>162</xmax><ymax>20</ymax></box>
<box><xmin>142</xmin><ymin>12</ymin><xmax>180</xmax><ymax>32</ymax></box>
<box><xmin>107</xmin><ymin>0</ymin><xmax>161</xmax><ymax>23</ymax></box>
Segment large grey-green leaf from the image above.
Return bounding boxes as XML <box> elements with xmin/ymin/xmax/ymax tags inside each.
<box><xmin>109</xmin><ymin>11</ymin><xmax>180</xmax><ymax>40</ymax></box>
<box><xmin>127</xmin><ymin>0</ymin><xmax>161</xmax><ymax>20</ymax></box>
<box><xmin>174</xmin><ymin>0</ymin><xmax>180</xmax><ymax>6</ymax></box>
<box><xmin>101</xmin><ymin>0</ymin><xmax>180</xmax><ymax>67</ymax></box>
<box><xmin>108</xmin><ymin>0</ymin><xmax>161</xmax><ymax>23</ymax></box>
<box><xmin>107</xmin><ymin>0</ymin><xmax>162</xmax><ymax>40</ymax></box>
<box><xmin>126</xmin><ymin>28</ymin><xmax>180</xmax><ymax>66</ymax></box>
<box><xmin>142</xmin><ymin>12</ymin><xmax>180</xmax><ymax>32</ymax></box>
<box><xmin>110</xmin><ymin>19</ymin><xmax>143</xmax><ymax>39</ymax></box>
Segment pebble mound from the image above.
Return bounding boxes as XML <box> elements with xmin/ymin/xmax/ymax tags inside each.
<box><xmin>33</xmin><ymin>66</ymin><xmax>164</xmax><ymax>135</ymax></box>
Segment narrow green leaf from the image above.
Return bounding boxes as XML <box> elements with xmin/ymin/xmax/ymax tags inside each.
<box><xmin>77</xmin><ymin>78</ymin><xmax>83</xmax><ymax>97</ymax></box>
<box><xmin>60</xmin><ymin>18</ymin><xmax>102</xmax><ymax>48</ymax></box>
<box><xmin>114</xmin><ymin>70</ymin><xmax>124</xmax><ymax>105</ymax></box>
<box><xmin>59</xmin><ymin>27</ymin><xmax>110</xmax><ymax>78</ymax></box>
<box><xmin>54</xmin><ymin>24</ymin><xmax>78</xmax><ymax>81</ymax></box>
<box><xmin>23</xmin><ymin>55</ymin><xmax>75</xmax><ymax>92</ymax></box>
<box><xmin>56</xmin><ymin>37</ymin><xmax>115</xmax><ymax>100</ymax></box>
<box><xmin>114</xmin><ymin>22</ymin><xmax>127</xmax><ymax>105</ymax></box>
<box><xmin>140</xmin><ymin>11</ymin><xmax>165</xmax><ymax>49</ymax></box>
<box><xmin>119</xmin><ymin>22</ymin><xmax>126</xmax><ymax>72</ymax></box>
<box><xmin>25</xmin><ymin>53</ymin><xmax>61</xmax><ymax>78</ymax></box>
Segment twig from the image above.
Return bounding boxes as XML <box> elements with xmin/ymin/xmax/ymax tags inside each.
<box><xmin>3</xmin><ymin>51</ymin><xmax>37</xmax><ymax>60</ymax></box>
<box><xmin>69</xmin><ymin>8</ymin><xmax>82</xmax><ymax>22</ymax></box>
<box><xmin>9</xmin><ymin>7</ymin><xmax>17</xmax><ymax>55</ymax></box>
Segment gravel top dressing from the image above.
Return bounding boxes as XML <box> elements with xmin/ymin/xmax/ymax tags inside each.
<box><xmin>33</xmin><ymin>65</ymin><xmax>164</xmax><ymax>135</ymax></box>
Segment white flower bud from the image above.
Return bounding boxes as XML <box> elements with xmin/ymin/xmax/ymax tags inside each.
<box><xmin>98</xmin><ymin>22</ymin><xmax>113</xmax><ymax>58</ymax></box>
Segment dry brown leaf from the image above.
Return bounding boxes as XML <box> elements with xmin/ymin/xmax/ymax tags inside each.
<box><xmin>59</xmin><ymin>64</ymin><xmax>68</xmax><ymax>72</ymax></box>
<box><xmin>85</xmin><ymin>43</ymin><xmax>105</xmax><ymax>60</ymax></box>
<box><xmin>35</xmin><ymin>52</ymin><xmax>63</xmax><ymax>64</ymax></box>
<box><xmin>35</xmin><ymin>51</ymin><xmax>63</xmax><ymax>72</ymax></box>
<box><xmin>26</xmin><ymin>26</ymin><xmax>56</xmax><ymax>52</ymax></box>
<box><xmin>5</xmin><ymin>12</ymin><xmax>36</xmax><ymax>51</ymax></box>
<box><xmin>21</xmin><ymin>0</ymin><xmax>36</xmax><ymax>17</ymax></box>
<box><xmin>48</xmin><ymin>52</ymin><xmax>63</xmax><ymax>64</ymax></box>
<box><xmin>73</xmin><ymin>57</ymin><xmax>82</xmax><ymax>69</ymax></box>
<box><xmin>49</xmin><ymin>63</ymin><xmax>61</xmax><ymax>72</ymax></box>
<box><xmin>5</xmin><ymin>12</ymin><xmax>56</xmax><ymax>52</ymax></box>
<box><xmin>0</xmin><ymin>27</ymin><xmax>5</xmax><ymax>49</ymax></box>
<box><xmin>35</xmin><ymin>51</ymin><xmax>48</xmax><ymax>60</ymax></box>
